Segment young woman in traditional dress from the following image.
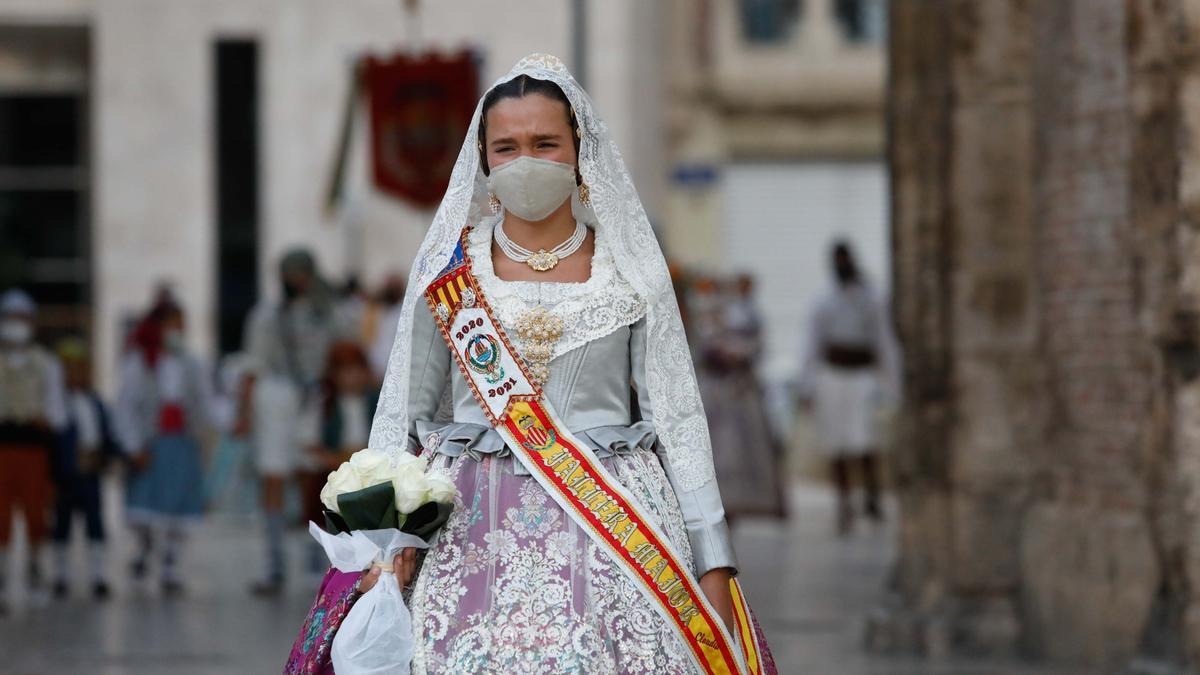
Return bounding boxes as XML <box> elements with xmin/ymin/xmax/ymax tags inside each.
<box><xmin>288</xmin><ymin>54</ymin><xmax>775</xmax><ymax>675</ymax></box>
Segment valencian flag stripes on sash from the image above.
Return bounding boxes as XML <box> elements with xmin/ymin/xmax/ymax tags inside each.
<box><xmin>422</xmin><ymin>231</ymin><xmax>767</xmax><ymax>675</ymax></box>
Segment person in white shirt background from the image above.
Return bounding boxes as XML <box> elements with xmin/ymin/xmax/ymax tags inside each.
<box><xmin>796</xmin><ymin>241</ymin><xmax>900</xmax><ymax>534</ymax></box>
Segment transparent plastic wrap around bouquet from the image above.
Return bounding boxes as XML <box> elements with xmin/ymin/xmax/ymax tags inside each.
<box><xmin>312</xmin><ymin>449</ymin><xmax>456</xmax><ymax>675</ymax></box>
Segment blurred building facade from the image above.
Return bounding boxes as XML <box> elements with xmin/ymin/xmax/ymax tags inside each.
<box><xmin>885</xmin><ymin>0</ymin><xmax>1200</xmax><ymax>670</ymax></box>
<box><xmin>0</xmin><ymin>0</ymin><xmax>664</xmax><ymax>390</ymax></box>
<box><xmin>660</xmin><ymin>0</ymin><xmax>889</xmax><ymax>380</ymax></box>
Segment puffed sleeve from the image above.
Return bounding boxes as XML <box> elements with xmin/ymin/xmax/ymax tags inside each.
<box><xmin>405</xmin><ymin>303</ymin><xmax>452</xmax><ymax>452</ymax></box>
<box><xmin>630</xmin><ymin>316</ymin><xmax>739</xmax><ymax>577</ymax></box>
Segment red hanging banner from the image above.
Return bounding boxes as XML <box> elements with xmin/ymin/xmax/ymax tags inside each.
<box><xmin>364</xmin><ymin>51</ymin><xmax>479</xmax><ymax>209</ymax></box>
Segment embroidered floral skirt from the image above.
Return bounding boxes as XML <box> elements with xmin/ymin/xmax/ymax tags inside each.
<box><xmin>410</xmin><ymin>449</ymin><xmax>700</xmax><ymax>674</ymax></box>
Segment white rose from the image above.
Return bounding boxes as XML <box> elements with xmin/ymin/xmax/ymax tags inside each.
<box><xmin>348</xmin><ymin>448</ymin><xmax>392</xmax><ymax>485</ymax></box>
<box><xmin>426</xmin><ymin>470</ymin><xmax>458</xmax><ymax>505</ymax></box>
<box><xmin>319</xmin><ymin>475</ymin><xmax>340</xmax><ymax>512</ymax></box>
<box><xmin>392</xmin><ymin>461</ymin><xmax>432</xmax><ymax>514</ymax></box>
<box><xmin>393</xmin><ymin>451</ymin><xmax>424</xmax><ymax>468</ymax></box>
<box><xmin>322</xmin><ymin>463</ymin><xmax>364</xmax><ymax>512</ymax></box>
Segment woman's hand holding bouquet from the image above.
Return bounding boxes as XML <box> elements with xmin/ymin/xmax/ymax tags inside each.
<box><xmin>310</xmin><ymin>448</ymin><xmax>456</xmax><ymax>675</ymax></box>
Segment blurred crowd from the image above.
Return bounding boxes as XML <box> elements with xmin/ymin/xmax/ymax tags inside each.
<box><xmin>675</xmin><ymin>241</ymin><xmax>898</xmax><ymax>535</ymax></box>
<box><xmin>0</xmin><ymin>247</ymin><xmax>410</xmax><ymax>609</ymax></box>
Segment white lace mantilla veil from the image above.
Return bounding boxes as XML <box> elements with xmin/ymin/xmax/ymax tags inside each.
<box><xmin>368</xmin><ymin>53</ymin><xmax>716</xmax><ymax>491</ymax></box>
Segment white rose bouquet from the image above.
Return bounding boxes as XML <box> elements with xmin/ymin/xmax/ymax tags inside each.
<box><xmin>318</xmin><ymin>448</ymin><xmax>456</xmax><ymax>537</ymax></box>
<box><xmin>309</xmin><ymin>448</ymin><xmax>457</xmax><ymax>675</ymax></box>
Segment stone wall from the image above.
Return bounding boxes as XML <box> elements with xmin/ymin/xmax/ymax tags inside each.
<box><xmin>885</xmin><ymin>0</ymin><xmax>1200</xmax><ymax>668</ymax></box>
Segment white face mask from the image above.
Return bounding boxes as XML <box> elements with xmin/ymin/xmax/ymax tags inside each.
<box><xmin>487</xmin><ymin>156</ymin><xmax>578</xmax><ymax>222</ymax></box>
<box><xmin>0</xmin><ymin>319</ymin><xmax>32</xmax><ymax>345</ymax></box>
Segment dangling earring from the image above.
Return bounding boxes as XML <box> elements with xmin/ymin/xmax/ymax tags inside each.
<box><xmin>489</xmin><ymin>192</ymin><xmax>501</xmax><ymax>214</ymax></box>
<box><xmin>578</xmin><ymin>181</ymin><xmax>591</xmax><ymax>207</ymax></box>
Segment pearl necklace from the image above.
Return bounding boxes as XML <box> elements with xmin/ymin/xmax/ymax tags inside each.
<box><xmin>494</xmin><ymin>220</ymin><xmax>587</xmax><ymax>272</ymax></box>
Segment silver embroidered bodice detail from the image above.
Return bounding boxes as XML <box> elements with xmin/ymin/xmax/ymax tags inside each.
<box><xmin>468</xmin><ymin>216</ymin><xmax>646</xmax><ymax>363</ymax></box>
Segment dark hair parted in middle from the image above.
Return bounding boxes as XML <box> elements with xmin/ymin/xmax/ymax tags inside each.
<box><xmin>477</xmin><ymin>75</ymin><xmax>580</xmax><ymax>176</ymax></box>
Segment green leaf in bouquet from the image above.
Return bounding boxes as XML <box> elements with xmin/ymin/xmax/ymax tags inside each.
<box><xmin>322</xmin><ymin>509</ymin><xmax>350</xmax><ymax>534</ymax></box>
<box><xmin>402</xmin><ymin>501</ymin><xmax>454</xmax><ymax>542</ymax></box>
<box><xmin>335</xmin><ymin>481</ymin><xmax>400</xmax><ymax>531</ymax></box>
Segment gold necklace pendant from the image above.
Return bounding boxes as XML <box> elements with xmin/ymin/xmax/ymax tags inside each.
<box><xmin>526</xmin><ymin>249</ymin><xmax>559</xmax><ymax>272</ymax></box>
<box><xmin>514</xmin><ymin>305</ymin><xmax>564</xmax><ymax>386</ymax></box>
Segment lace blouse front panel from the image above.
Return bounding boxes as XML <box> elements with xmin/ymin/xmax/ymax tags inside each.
<box><xmin>468</xmin><ymin>217</ymin><xmax>647</xmax><ymax>363</ymax></box>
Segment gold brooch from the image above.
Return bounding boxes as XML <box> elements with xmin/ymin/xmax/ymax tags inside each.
<box><xmin>514</xmin><ymin>305</ymin><xmax>564</xmax><ymax>386</ymax></box>
<box><xmin>526</xmin><ymin>250</ymin><xmax>560</xmax><ymax>272</ymax></box>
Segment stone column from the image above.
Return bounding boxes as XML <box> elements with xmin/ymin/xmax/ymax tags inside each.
<box><xmin>881</xmin><ymin>0</ymin><xmax>1200</xmax><ymax>668</ymax></box>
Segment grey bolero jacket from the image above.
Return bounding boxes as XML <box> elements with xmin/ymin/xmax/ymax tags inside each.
<box><xmin>405</xmin><ymin>302</ymin><xmax>738</xmax><ymax>577</ymax></box>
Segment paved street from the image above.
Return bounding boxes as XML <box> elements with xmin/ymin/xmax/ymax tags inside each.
<box><xmin>2</xmin><ymin>481</ymin><xmax>1082</xmax><ymax>674</ymax></box>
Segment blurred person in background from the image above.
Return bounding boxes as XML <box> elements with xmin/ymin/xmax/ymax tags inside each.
<box><xmin>50</xmin><ymin>338</ymin><xmax>119</xmax><ymax>600</ymax></box>
<box><xmin>702</xmin><ymin>274</ymin><xmax>787</xmax><ymax>524</ymax></box>
<box><xmin>297</xmin><ymin>340</ymin><xmax>378</xmax><ymax>572</ymax></box>
<box><xmin>687</xmin><ymin>273</ymin><xmax>723</xmax><ymax>347</ymax></box>
<box><xmin>241</xmin><ymin>248</ymin><xmax>350</xmax><ymax>595</ymax></box>
<box><xmin>116</xmin><ymin>297</ymin><xmax>216</xmax><ymax>594</ymax></box>
<box><xmin>337</xmin><ymin>276</ymin><xmax>370</xmax><ymax>346</ymax></box>
<box><xmin>796</xmin><ymin>240</ymin><xmax>899</xmax><ymax>534</ymax></box>
<box><xmin>0</xmin><ymin>289</ymin><xmax>67</xmax><ymax>612</ymax></box>
<box><xmin>203</xmin><ymin>352</ymin><xmax>259</xmax><ymax>515</ymax></box>
<box><xmin>368</xmin><ymin>272</ymin><xmax>406</xmax><ymax>380</ymax></box>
